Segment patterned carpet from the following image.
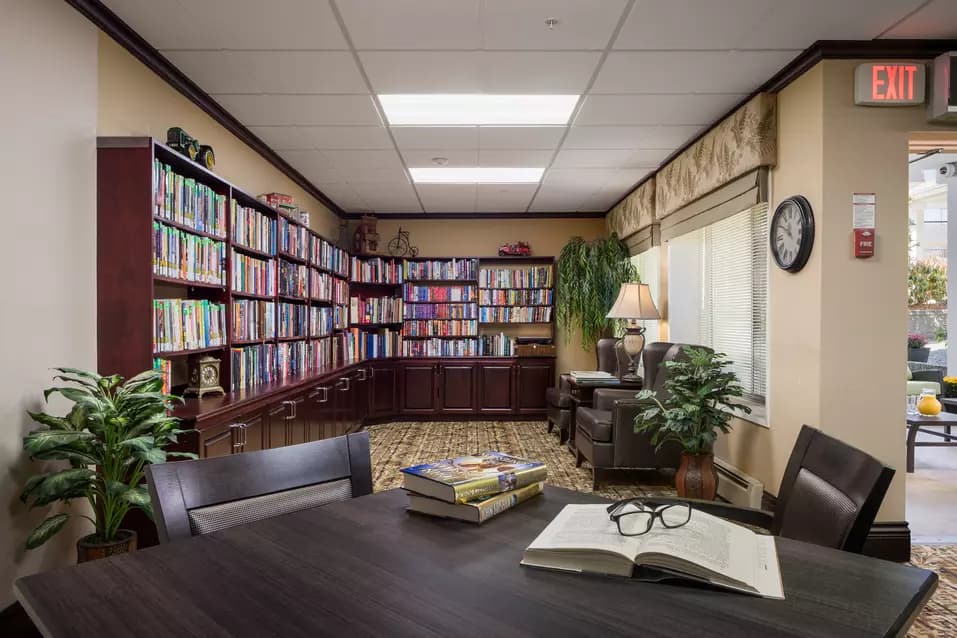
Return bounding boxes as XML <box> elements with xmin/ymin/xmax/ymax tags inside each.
<box><xmin>367</xmin><ymin>420</ymin><xmax>957</xmax><ymax>637</ymax></box>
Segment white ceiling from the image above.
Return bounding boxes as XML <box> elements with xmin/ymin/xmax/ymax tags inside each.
<box><xmin>103</xmin><ymin>0</ymin><xmax>957</xmax><ymax>214</ymax></box>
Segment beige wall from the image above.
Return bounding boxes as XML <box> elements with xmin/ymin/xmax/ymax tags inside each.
<box><xmin>97</xmin><ymin>33</ymin><xmax>340</xmax><ymax>238</ymax></box>
<box><xmin>0</xmin><ymin>0</ymin><xmax>98</xmax><ymax>607</ymax></box>
<box><xmin>717</xmin><ymin>59</ymin><xmax>957</xmax><ymax>521</ymax></box>
<box><xmin>374</xmin><ymin>217</ymin><xmax>608</xmax><ymax>374</ymax></box>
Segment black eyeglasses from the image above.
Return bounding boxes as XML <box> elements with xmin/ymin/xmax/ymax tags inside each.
<box><xmin>606</xmin><ymin>499</ymin><xmax>692</xmax><ymax>536</ymax></box>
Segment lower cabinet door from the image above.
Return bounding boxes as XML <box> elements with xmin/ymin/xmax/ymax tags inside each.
<box><xmin>477</xmin><ymin>364</ymin><xmax>515</xmax><ymax>415</ymax></box>
<box><xmin>199</xmin><ymin>424</ymin><xmax>236</xmax><ymax>458</ymax></box>
<box><xmin>401</xmin><ymin>364</ymin><xmax>436</xmax><ymax>414</ymax></box>
<box><xmin>237</xmin><ymin>413</ymin><xmax>264</xmax><ymax>453</ymax></box>
<box><xmin>305</xmin><ymin>385</ymin><xmax>331</xmax><ymax>441</ymax></box>
<box><xmin>288</xmin><ymin>395</ymin><xmax>307</xmax><ymax>446</ymax></box>
<box><xmin>438</xmin><ymin>364</ymin><xmax>476</xmax><ymax>413</ymax></box>
<box><xmin>370</xmin><ymin>363</ymin><xmax>397</xmax><ymax>418</ymax></box>
<box><xmin>515</xmin><ymin>361</ymin><xmax>554</xmax><ymax>414</ymax></box>
<box><xmin>265</xmin><ymin>403</ymin><xmax>289</xmax><ymax>448</ymax></box>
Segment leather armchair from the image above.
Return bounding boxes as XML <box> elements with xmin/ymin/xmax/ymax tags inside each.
<box><xmin>574</xmin><ymin>342</ymin><xmax>689</xmax><ymax>489</ymax></box>
<box><xmin>545</xmin><ymin>338</ymin><xmax>620</xmax><ymax>443</ymax></box>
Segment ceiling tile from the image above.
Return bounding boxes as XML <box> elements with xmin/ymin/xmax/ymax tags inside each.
<box><xmin>326</xmin><ymin>168</ymin><xmax>411</xmax><ymax>183</ymax></box>
<box><xmin>593</xmin><ymin>50</ymin><xmax>800</xmax><ymax>94</ymax></box>
<box><xmin>277</xmin><ymin>150</ymin><xmax>334</xmax><ymax>177</ymax></box>
<box><xmin>349</xmin><ymin>181</ymin><xmax>422</xmax><ymax>212</ymax></box>
<box><xmin>391</xmin><ymin>127</ymin><xmax>480</xmax><ymax>150</ymax></box>
<box><xmin>316</xmin><ymin>182</ymin><xmax>368</xmax><ymax>210</ymax></box>
<box><xmin>478</xmin><ymin>127</ymin><xmax>566</xmax><ymax>150</ymax></box>
<box><xmin>321</xmin><ymin>149</ymin><xmax>406</xmax><ymax>172</ymax></box>
<box><xmin>358</xmin><ymin>51</ymin><xmax>601</xmax><ymax>94</ymax></box>
<box><xmin>337</xmin><ymin>0</ymin><xmax>481</xmax><ymax>49</ymax></box>
<box><xmin>551</xmin><ymin>148</ymin><xmax>667</xmax><ymax>168</ymax></box>
<box><xmin>481</xmin><ymin>0</ymin><xmax>629</xmax><ymax>50</ymax></box>
<box><xmin>528</xmin><ymin>187</ymin><xmax>588</xmax><ymax>212</ymax></box>
<box><xmin>417</xmin><ymin>184</ymin><xmax>478</xmax><ymax>213</ymax></box>
<box><xmin>400</xmin><ymin>149</ymin><xmax>480</xmax><ymax>168</ymax></box>
<box><xmin>476</xmin><ymin>184</ymin><xmax>538</xmax><ymax>212</ymax></box>
<box><xmin>543</xmin><ymin>168</ymin><xmax>646</xmax><ymax>191</ymax></box>
<box><xmin>478</xmin><ymin>149</ymin><xmax>553</xmax><ymax>167</ymax></box>
<box><xmin>882</xmin><ymin>0</ymin><xmax>957</xmax><ymax>38</ymax></box>
<box><xmin>102</xmin><ymin>0</ymin><xmax>208</xmax><ymax>49</ymax></box>
<box><xmin>575</xmin><ymin>94</ymin><xmax>746</xmax><ymax>126</ymax></box>
<box><xmin>212</xmin><ymin>94</ymin><xmax>382</xmax><ymax>126</ymax></box>
<box><xmin>563</xmin><ymin>125</ymin><xmax>699</xmax><ymax>150</ymax></box>
<box><xmin>249</xmin><ymin>126</ymin><xmax>393</xmax><ymax>151</ymax></box>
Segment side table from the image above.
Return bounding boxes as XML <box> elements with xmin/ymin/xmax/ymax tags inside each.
<box><xmin>566</xmin><ymin>377</ymin><xmax>642</xmax><ymax>456</ymax></box>
<box><xmin>906</xmin><ymin>411</ymin><xmax>957</xmax><ymax>472</ymax></box>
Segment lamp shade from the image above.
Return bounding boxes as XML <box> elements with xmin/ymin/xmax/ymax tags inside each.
<box><xmin>606</xmin><ymin>283</ymin><xmax>660</xmax><ymax>320</ymax></box>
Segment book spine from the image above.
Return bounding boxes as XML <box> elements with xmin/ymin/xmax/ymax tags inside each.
<box><xmin>475</xmin><ymin>481</ymin><xmax>544</xmax><ymax>523</ymax></box>
<box><xmin>452</xmin><ymin>465</ymin><xmax>548</xmax><ymax>503</ymax></box>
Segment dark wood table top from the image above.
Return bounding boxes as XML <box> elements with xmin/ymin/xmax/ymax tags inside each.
<box><xmin>907</xmin><ymin>411</ymin><xmax>957</xmax><ymax>425</ymax></box>
<box><xmin>16</xmin><ymin>487</ymin><xmax>936</xmax><ymax>638</ymax></box>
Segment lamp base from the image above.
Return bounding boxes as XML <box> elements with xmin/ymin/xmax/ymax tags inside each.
<box><xmin>616</xmin><ymin>325</ymin><xmax>646</xmax><ymax>382</ymax></box>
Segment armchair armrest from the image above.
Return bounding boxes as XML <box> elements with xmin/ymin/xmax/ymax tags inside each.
<box><xmin>913</xmin><ymin>369</ymin><xmax>944</xmax><ymax>386</ymax></box>
<box><xmin>637</xmin><ymin>496</ymin><xmax>775</xmax><ymax>531</ymax></box>
<box><xmin>592</xmin><ymin>388</ymin><xmax>643</xmax><ymax>411</ymax></box>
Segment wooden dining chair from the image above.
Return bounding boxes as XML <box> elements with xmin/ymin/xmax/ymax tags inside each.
<box><xmin>146</xmin><ymin>431</ymin><xmax>373</xmax><ymax>543</ymax></box>
<box><xmin>660</xmin><ymin>425</ymin><xmax>895</xmax><ymax>554</ymax></box>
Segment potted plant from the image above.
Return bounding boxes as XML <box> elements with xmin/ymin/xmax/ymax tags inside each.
<box><xmin>634</xmin><ymin>347</ymin><xmax>750</xmax><ymax>500</ymax></box>
<box><xmin>944</xmin><ymin>376</ymin><xmax>957</xmax><ymax>398</ymax></box>
<box><xmin>20</xmin><ymin>368</ymin><xmax>193</xmax><ymax>562</ymax></box>
<box><xmin>908</xmin><ymin>333</ymin><xmax>930</xmax><ymax>362</ymax></box>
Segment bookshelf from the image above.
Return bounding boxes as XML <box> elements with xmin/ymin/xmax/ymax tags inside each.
<box><xmin>400</xmin><ymin>258</ymin><xmax>479</xmax><ymax>357</ymax></box>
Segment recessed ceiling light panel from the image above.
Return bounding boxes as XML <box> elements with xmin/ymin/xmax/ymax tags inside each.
<box><xmin>379</xmin><ymin>94</ymin><xmax>578</xmax><ymax>126</ymax></box>
<box><xmin>409</xmin><ymin>167</ymin><xmax>545</xmax><ymax>184</ymax></box>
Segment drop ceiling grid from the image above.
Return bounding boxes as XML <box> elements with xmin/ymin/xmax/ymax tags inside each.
<box><xmin>101</xmin><ymin>0</ymin><xmax>951</xmax><ymax>214</ymax></box>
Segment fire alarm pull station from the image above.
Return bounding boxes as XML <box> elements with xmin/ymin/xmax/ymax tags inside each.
<box><xmin>854</xmin><ymin>228</ymin><xmax>875</xmax><ymax>258</ymax></box>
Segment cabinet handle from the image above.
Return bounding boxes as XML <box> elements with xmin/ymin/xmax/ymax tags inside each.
<box><xmin>316</xmin><ymin>386</ymin><xmax>330</xmax><ymax>403</ymax></box>
<box><xmin>338</xmin><ymin>376</ymin><xmax>350</xmax><ymax>391</ymax></box>
<box><xmin>357</xmin><ymin>368</ymin><xmax>367</xmax><ymax>381</ymax></box>
<box><xmin>229</xmin><ymin>423</ymin><xmax>247</xmax><ymax>448</ymax></box>
<box><xmin>282</xmin><ymin>400</ymin><xmax>295</xmax><ymax>420</ymax></box>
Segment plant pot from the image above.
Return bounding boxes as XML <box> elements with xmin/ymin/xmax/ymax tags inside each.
<box><xmin>77</xmin><ymin>529</ymin><xmax>137</xmax><ymax>563</ymax></box>
<box><xmin>908</xmin><ymin>347</ymin><xmax>930</xmax><ymax>363</ymax></box>
<box><xmin>675</xmin><ymin>453</ymin><xmax>718</xmax><ymax>501</ymax></box>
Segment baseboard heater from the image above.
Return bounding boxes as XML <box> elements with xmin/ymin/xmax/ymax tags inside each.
<box><xmin>715</xmin><ymin>458</ymin><xmax>764</xmax><ymax>509</ymax></box>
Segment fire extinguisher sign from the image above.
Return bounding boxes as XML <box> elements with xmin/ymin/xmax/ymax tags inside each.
<box><xmin>852</xmin><ymin>193</ymin><xmax>876</xmax><ymax>258</ymax></box>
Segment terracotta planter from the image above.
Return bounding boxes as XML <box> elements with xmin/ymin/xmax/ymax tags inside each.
<box><xmin>77</xmin><ymin>529</ymin><xmax>137</xmax><ymax>563</ymax></box>
<box><xmin>675</xmin><ymin>453</ymin><xmax>718</xmax><ymax>501</ymax></box>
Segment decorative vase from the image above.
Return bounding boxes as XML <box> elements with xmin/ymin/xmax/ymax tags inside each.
<box><xmin>908</xmin><ymin>347</ymin><xmax>930</xmax><ymax>363</ymax></box>
<box><xmin>917</xmin><ymin>389</ymin><xmax>942</xmax><ymax>416</ymax></box>
<box><xmin>675</xmin><ymin>453</ymin><xmax>718</xmax><ymax>500</ymax></box>
<box><xmin>77</xmin><ymin>529</ymin><xmax>137</xmax><ymax>563</ymax></box>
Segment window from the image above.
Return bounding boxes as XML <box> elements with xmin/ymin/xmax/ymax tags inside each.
<box><xmin>667</xmin><ymin>204</ymin><xmax>768</xmax><ymax>402</ymax></box>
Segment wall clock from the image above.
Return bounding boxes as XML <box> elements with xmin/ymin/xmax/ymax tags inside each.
<box><xmin>770</xmin><ymin>196</ymin><xmax>814</xmax><ymax>273</ymax></box>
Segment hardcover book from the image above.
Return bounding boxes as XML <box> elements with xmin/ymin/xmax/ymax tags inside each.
<box><xmin>407</xmin><ymin>481</ymin><xmax>544</xmax><ymax>523</ymax></box>
<box><xmin>401</xmin><ymin>451</ymin><xmax>547</xmax><ymax>503</ymax></box>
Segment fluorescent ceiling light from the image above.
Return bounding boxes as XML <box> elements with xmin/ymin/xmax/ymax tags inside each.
<box><xmin>409</xmin><ymin>167</ymin><xmax>545</xmax><ymax>184</ymax></box>
<box><xmin>379</xmin><ymin>94</ymin><xmax>578</xmax><ymax>126</ymax></box>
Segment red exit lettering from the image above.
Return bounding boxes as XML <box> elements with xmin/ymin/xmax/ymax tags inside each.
<box><xmin>871</xmin><ymin>64</ymin><xmax>919</xmax><ymax>101</ymax></box>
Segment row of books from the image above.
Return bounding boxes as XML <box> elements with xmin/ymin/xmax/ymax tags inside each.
<box><xmin>231</xmin><ymin>201</ymin><xmax>276</xmax><ymax>255</ymax></box>
<box><xmin>350</xmin><ymin>296</ymin><xmax>403</xmax><ymax>325</ymax></box>
<box><xmin>278</xmin><ymin>302</ymin><xmax>308</xmax><ymax>338</ymax></box>
<box><xmin>153</xmin><ymin>222</ymin><xmax>226</xmax><ymax>285</ymax></box>
<box><xmin>403</xmin><ymin>319</ymin><xmax>478</xmax><ymax>337</ymax></box>
<box><xmin>404</xmin><ymin>302</ymin><xmax>478</xmax><ymax>319</ymax></box>
<box><xmin>479</xmin><ymin>306</ymin><xmax>552</xmax><ymax>323</ymax></box>
<box><xmin>152</xmin><ymin>358</ymin><xmax>173</xmax><ymax>395</ymax></box>
<box><xmin>279</xmin><ymin>217</ymin><xmax>310</xmax><ymax>261</ymax></box>
<box><xmin>404</xmin><ymin>258</ymin><xmax>477</xmax><ymax>281</ymax></box>
<box><xmin>478</xmin><ymin>333</ymin><xmax>515</xmax><ymax>357</ymax></box>
<box><xmin>402</xmin><ymin>337</ymin><xmax>478</xmax><ymax>357</ymax></box>
<box><xmin>310</xmin><ymin>306</ymin><xmax>334</xmax><ymax>338</ymax></box>
<box><xmin>153</xmin><ymin>160</ymin><xmax>227</xmax><ymax>238</ymax></box>
<box><xmin>308</xmin><ymin>273</ymin><xmax>350</xmax><ymax>305</ymax></box>
<box><xmin>232</xmin><ymin>250</ymin><xmax>276</xmax><ymax>296</ymax></box>
<box><xmin>153</xmin><ymin>299</ymin><xmax>226</xmax><ymax>353</ymax></box>
<box><xmin>351</xmin><ymin>327</ymin><xmax>401</xmax><ymax>359</ymax></box>
<box><xmin>279</xmin><ymin>259</ymin><xmax>309</xmax><ymax>298</ymax></box>
<box><xmin>313</xmin><ymin>238</ymin><xmax>349</xmax><ymax>277</ymax></box>
<box><xmin>310</xmin><ymin>336</ymin><xmax>333</xmax><ymax>375</ymax></box>
<box><xmin>479</xmin><ymin>266</ymin><xmax>553</xmax><ymax>289</ymax></box>
<box><xmin>334</xmin><ymin>304</ymin><xmax>349</xmax><ymax>330</ymax></box>
<box><xmin>479</xmin><ymin>288</ymin><xmax>552</xmax><ymax>306</ymax></box>
<box><xmin>232</xmin><ymin>299</ymin><xmax>275</xmax><ymax>342</ymax></box>
<box><xmin>232</xmin><ymin>340</ymin><xmax>315</xmax><ymax>390</ymax></box>
<box><xmin>336</xmin><ymin>331</ymin><xmax>359</xmax><ymax>366</ymax></box>
<box><xmin>404</xmin><ymin>284</ymin><xmax>476</xmax><ymax>302</ymax></box>
<box><xmin>276</xmin><ymin>340</ymin><xmax>309</xmax><ymax>382</ymax></box>
<box><xmin>402</xmin><ymin>452</ymin><xmax>546</xmax><ymax>524</ymax></box>
<box><xmin>352</xmin><ymin>257</ymin><xmax>403</xmax><ymax>284</ymax></box>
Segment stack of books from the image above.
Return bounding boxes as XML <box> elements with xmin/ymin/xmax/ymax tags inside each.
<box><xmin>569</xmin><ymin>370</ymin><xmax>619</xmax><ymax>384</ymax></box>
<box><xmin>401</xmin><ymin>451</ymin><xmax>547</xmax><ymax>524</ymax></box>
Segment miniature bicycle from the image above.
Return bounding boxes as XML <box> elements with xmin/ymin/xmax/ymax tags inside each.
<box><xmin>388</xmin><ymin>227</ymin><xmax>419</xmax><ymax>257</ymax></box>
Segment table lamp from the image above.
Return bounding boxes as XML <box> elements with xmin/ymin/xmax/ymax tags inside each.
<box><xmin>606</xmin><ymin>283</ymin><xmax>660</xmax><ymax>382</ymax></box>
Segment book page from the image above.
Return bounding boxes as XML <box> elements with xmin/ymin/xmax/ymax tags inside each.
<box><xmin>526</xmin><ymin>505</ymin><xmax>640</xmax><ymax>561</ymax></box>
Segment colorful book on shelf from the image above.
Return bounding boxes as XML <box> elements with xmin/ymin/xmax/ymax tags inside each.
<box><xmin>407</xmin><ymin>481</ymin><xmax>544</xmax><ymax>524</ymax></box>
<box><xmin>401</xmin><ymin>451</ymin><xmax>547</xmax><ymax>503</ymax></box>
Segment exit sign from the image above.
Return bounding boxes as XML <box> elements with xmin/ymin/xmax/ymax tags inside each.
<box><xmin>855</xmin><ymin>62</ymin><xmax>926</xmax><ymax>106</ymax></box>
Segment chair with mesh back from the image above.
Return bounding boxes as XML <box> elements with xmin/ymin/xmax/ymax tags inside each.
<box><xmin>146</xmin><ymin>431</ymin><xmax>373</xmax><ymax>543</ymax></box>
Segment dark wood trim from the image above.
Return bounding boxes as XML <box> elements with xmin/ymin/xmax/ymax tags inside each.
<box><xmin>605</xmin><ymin>38</ymin><xmax>957</xmax><ymax>214</ymax></box>
<box><xmin>342</xmin><ymin>211</ymin><xmax>608</xmax><ymax>220</ymax></box>
<box><xmin>65</xmin><ymin>0</ymin><xmax>345</xmax><ymax>218</ymax></box>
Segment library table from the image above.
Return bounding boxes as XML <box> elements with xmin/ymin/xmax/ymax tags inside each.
<box><xmin>16</xmin><ymin>487</ymin><xmax>935</xmax><ymax>637</ymax></box>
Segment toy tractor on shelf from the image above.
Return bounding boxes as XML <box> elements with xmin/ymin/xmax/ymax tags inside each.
<box><xmin>498</xmin><ymin>241</ymin><xmax>532</xmax><ymax>257</ymax></box>
<box><xmin>167</xmin><ymin>127</ymin><xmax>216</xmax><ymax>170</ymax></box>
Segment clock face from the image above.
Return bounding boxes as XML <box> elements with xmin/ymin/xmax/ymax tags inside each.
<box><xmin>200</xmin><ymin>364</ymin><xmax>218</xmax><ymax>386</ymax></box>
<box><xmin>770</xmin><ymin>196</ymin><xmax>814</xmax><ymax>273</ymax></box>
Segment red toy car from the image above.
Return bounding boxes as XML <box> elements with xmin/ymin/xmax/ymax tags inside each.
<box><xmin>498</xmin><ymin>241</ymin><xmax>531</xmax><ymax>256</ymax></box>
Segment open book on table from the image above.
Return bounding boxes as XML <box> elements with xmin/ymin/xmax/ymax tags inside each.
<box><xmin>521</xmin><ymin>504</ymin><xmax>784</xmax><ymax>599</ymax></box>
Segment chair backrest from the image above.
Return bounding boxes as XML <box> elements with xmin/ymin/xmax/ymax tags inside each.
<box><xmin>146</xmin><ymin>431</ymin><xmax>372</xmax><ymax>543</ymax></box>
<box><xmin>772</xmin><ymin>425</ymin><xmax>894</xmax><ymax>553</ymax></box>
<box><xmin>596</xmin><ymin>338</ymin><xmax>620</xmax><ymax>375</ymax></box>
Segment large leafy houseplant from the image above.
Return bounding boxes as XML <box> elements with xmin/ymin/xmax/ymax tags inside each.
<box><xmin>557</xmin><ymin>234</ymin><xmax>637</xmax><ymax>350</ymax></box>
<box><xmin>20</xmin><ymin>368</ymin><xmax>194</xmax><ymax>552</ymax></box>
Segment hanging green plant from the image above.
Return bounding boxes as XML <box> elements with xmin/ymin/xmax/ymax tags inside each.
<box><xmin>557</xmin><ymin>233</ymin><xmax>637</xmax><ymax>350</ymax></box>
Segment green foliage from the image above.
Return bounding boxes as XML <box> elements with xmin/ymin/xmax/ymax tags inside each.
<box><xmin>909</xmin><ymin>259</ymin><xmax>947</xmax><ymax>306</ymax></box>
<box><xmin>634</xmin><ymin>347</ymin><xmax>751</xmax><ymax>455</ymax></box>
<box><xmin>20</xmin><ymin>368</ymin><xmax>196</xmax><ymax>548</ymax></box>
<box><xmin>556</xmin><ymin>234</ymin><xmax>637</xmax><ymax>350</ymax></box>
